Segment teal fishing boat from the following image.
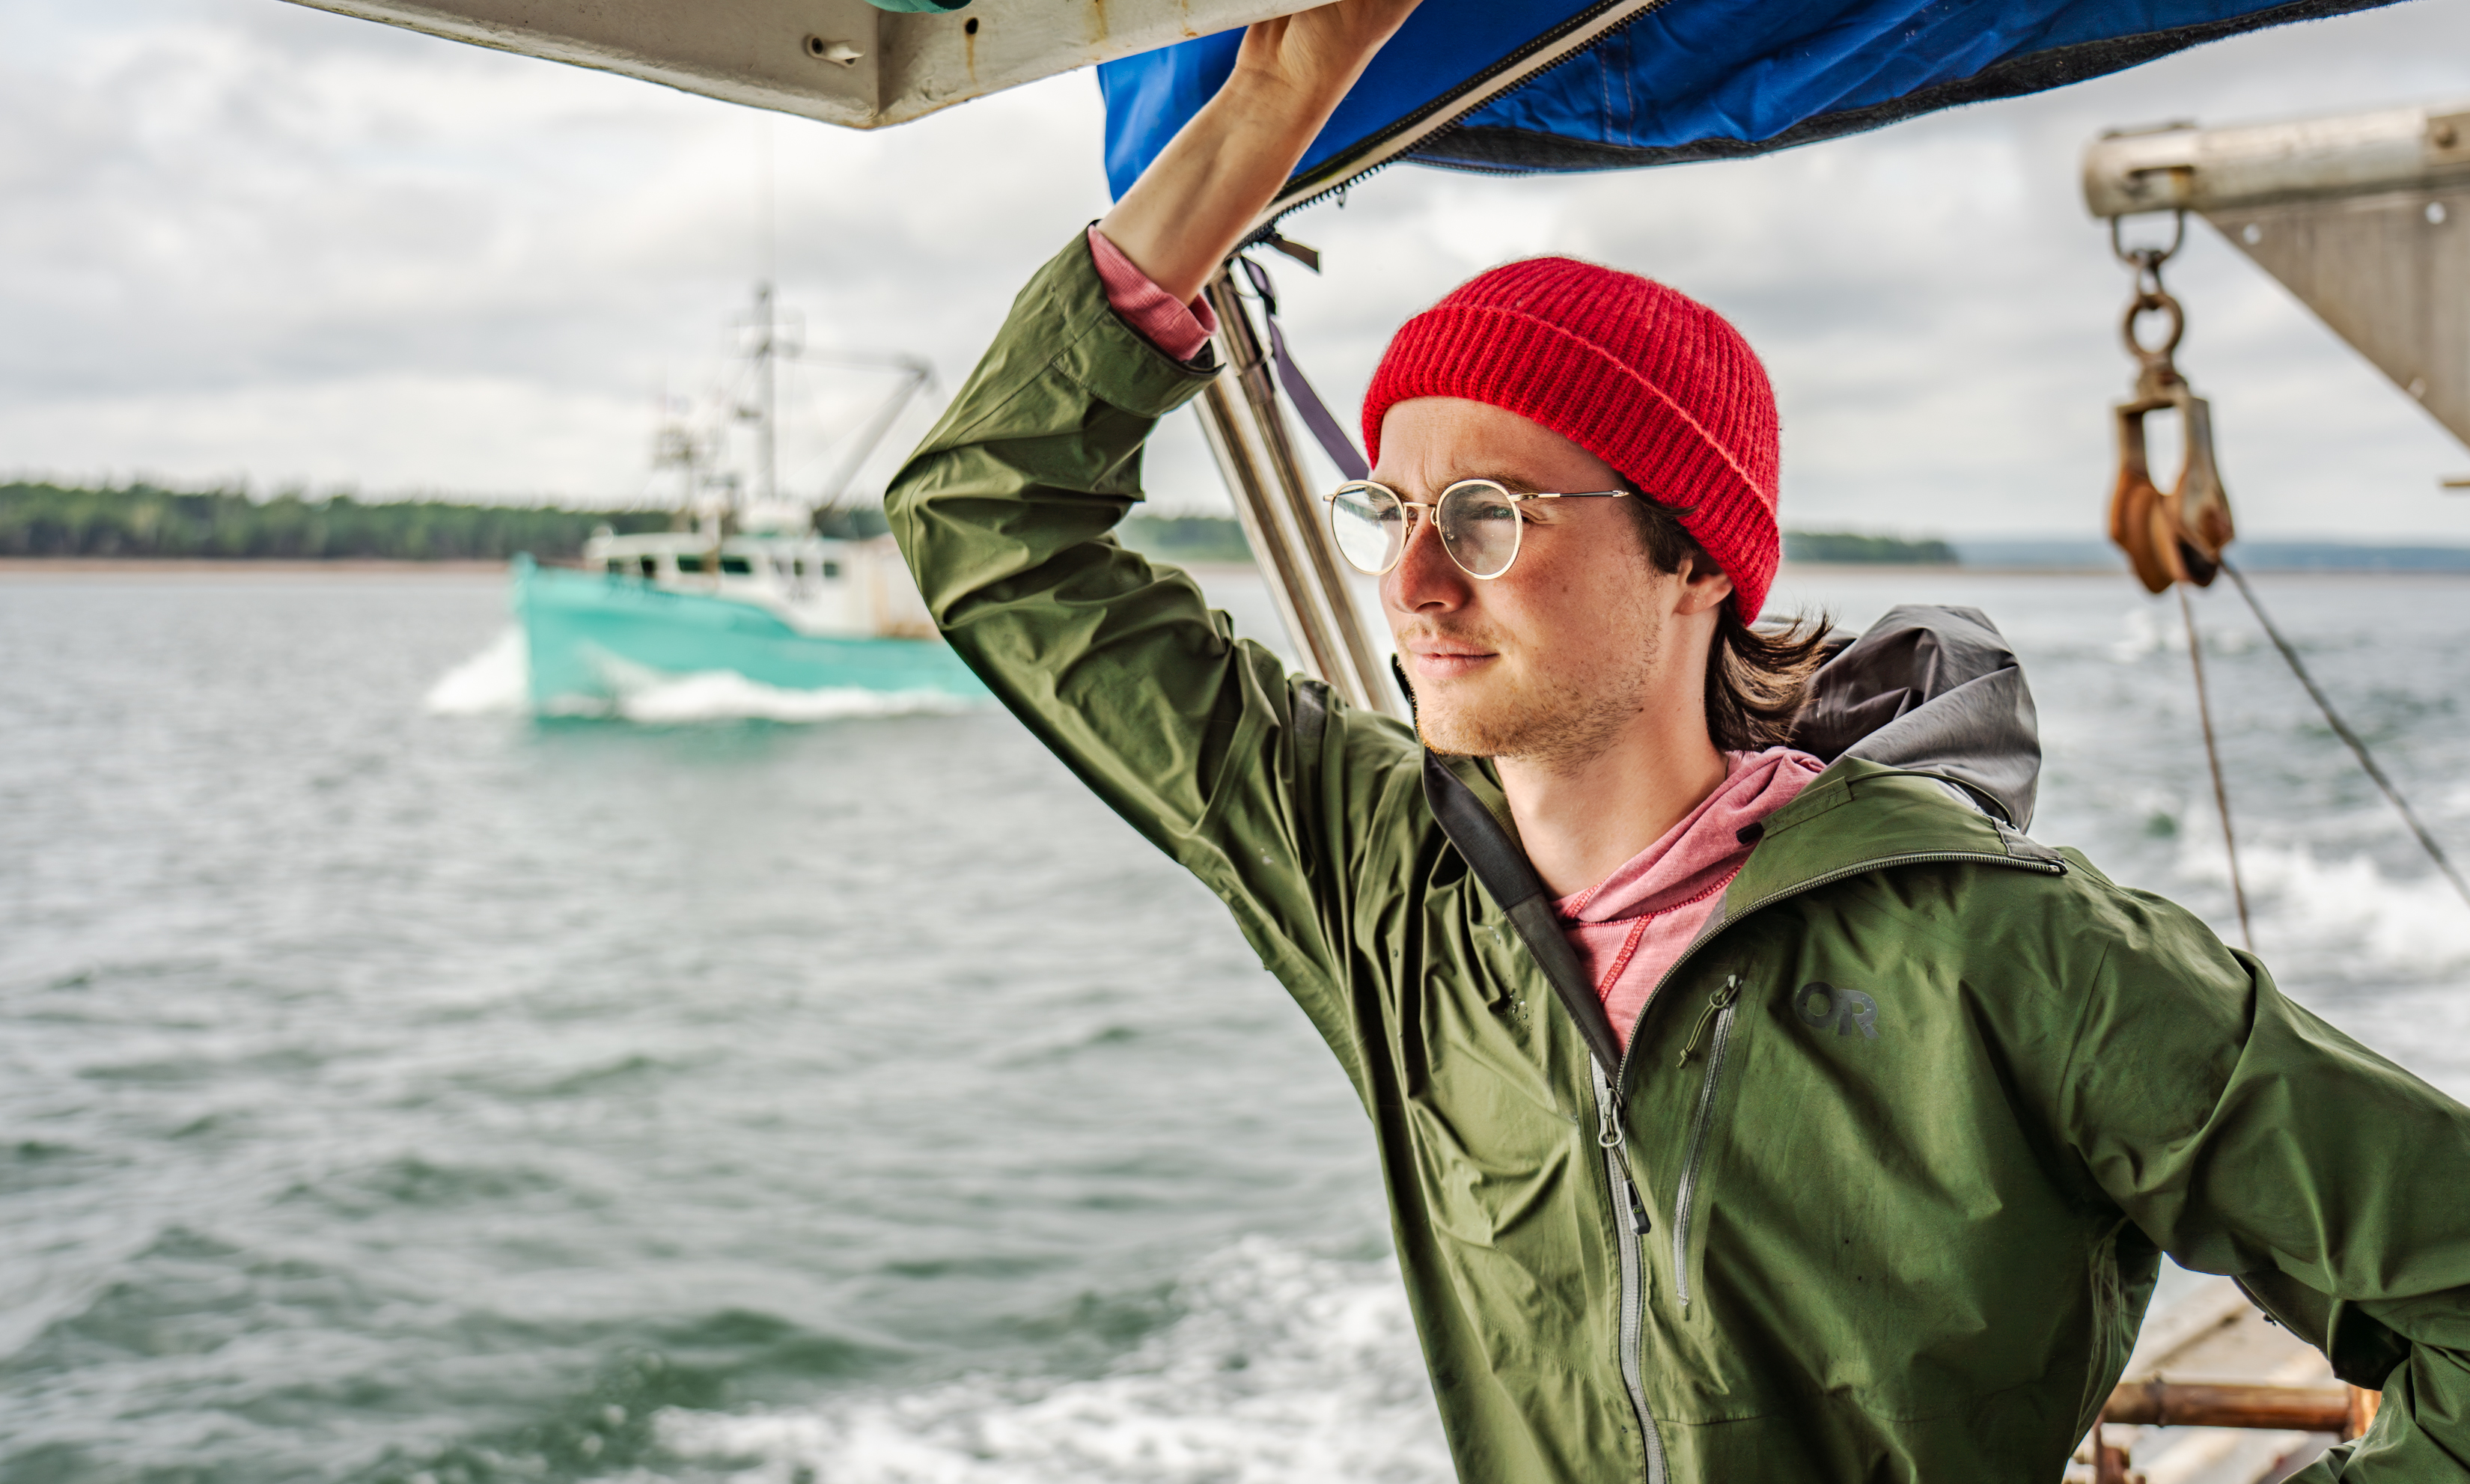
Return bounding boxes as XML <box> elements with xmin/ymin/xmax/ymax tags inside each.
<box><xmin>513</xmin><ymin>283</ymin><xmax>985</xmax><ymax>716</ymax></box>
<box><xmin>513</xmin><ymin>537</ymin><xmax>985</xmax><ymax>715</ymax></box>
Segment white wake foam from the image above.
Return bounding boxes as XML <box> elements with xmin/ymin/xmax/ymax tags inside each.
<box><xmin>2174</xmin><ymin>837</ymin><xmax>2470</xmax><ymax>971</ymax></box>
<box><xmin>420</xmin><ymin>629</ymin><xmax>981</xmax><ymax>724</ymax></box>
<box><xmin>650</xmin><ymin>1238</ymin><xmax>1449</xmax><ymax>1484</ymax></box>
<box><xmin>2109</xmin><ymin>604</ymin><xmax>2257</xmax><ymax>665</ymax></box>
<box><xmin>609</xmin><ymin>672</ymin><xmax>977</xmax><ymax>725</ymax></box>
<box><xmin>422</xmin><ymin>628</ymin><xmax>530</xmax><ymax>715</ymax></box>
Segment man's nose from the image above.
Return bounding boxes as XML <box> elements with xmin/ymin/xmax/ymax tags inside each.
<box><xmin>1382</xmin><ymin>507</ymin><xmax>1469</xmax><ymax>615</ymax></box>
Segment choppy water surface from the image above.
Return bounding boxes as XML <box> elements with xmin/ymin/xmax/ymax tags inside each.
<box><xmin>4</xmin><ymin>565</ymin><xmax>2466</xmax><ymax>1483</ymax></box>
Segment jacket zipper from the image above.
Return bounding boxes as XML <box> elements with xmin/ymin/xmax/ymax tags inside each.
<box><xmin>1257</xmin><ymin>0</ymin><xmax>1677</xmax><ymax>228</ymax></box>
<box><xmin>1592</xmin><ymin>1059</ymin><xmax>1668</xmax><ymax>1484</ymax></box>
<box><xmin>1675</xmin><ymin>974</ymin><xmax>1739</xmax><ymax>1069</ymax></box>
<box><xmin>1671</xmin><ymin>976</ymin><xmax>1740</xmax><ymax>1317</ymax></box>
<box><xmin>1587</xmin><ymin>848</ymin><xmax>2062</xmax><ymax>1417</ymax></box>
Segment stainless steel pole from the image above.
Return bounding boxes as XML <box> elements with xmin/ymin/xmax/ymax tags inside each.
<box><xmin>1192</xmin><ymin>264</ymin><xmax>1404</xmax><ymax>721</ymax></box>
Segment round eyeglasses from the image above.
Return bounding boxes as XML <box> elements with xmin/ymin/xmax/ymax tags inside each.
<box><xmin>1322</xmin><ymin>479</ymin><xmax>1631</xmax><ymax>581</ymax></box>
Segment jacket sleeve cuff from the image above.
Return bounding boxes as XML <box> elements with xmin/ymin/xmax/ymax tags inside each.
<box><xmin>1085</xmin><ymin>226</ymin><xmax>1221</xmax><ymax>364</ymax></box>
<box><xmin>986</xmin><ymin>229</ymin><xmax>1218</xmax><ymax>426</ymax></box>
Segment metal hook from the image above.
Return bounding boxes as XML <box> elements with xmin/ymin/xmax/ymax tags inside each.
<box><xmin>2109</xmin><ymin>209</ymin><xmax>2187</xmax><ymax>272</ymax></box>
<box><xmin>2107</xmin><ymin>208</ymin><xmax>2230</xmax><ymax>593</ymax></box>
<box><xmin>2121</xmin><ymin>289</ymin><xmax>2186</xmax><ymax>402</ymax></box>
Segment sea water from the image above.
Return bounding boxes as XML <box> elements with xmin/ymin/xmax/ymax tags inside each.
<box><xmin>3</xmin><ymin>565</ymin><xmax>2465</xmax><ymax>1483</ymax></box>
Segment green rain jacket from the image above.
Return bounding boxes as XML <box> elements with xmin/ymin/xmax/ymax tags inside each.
<box><xmin>887</xmin><ymin>235</ymin><xmax>2470</xmax><ymax>1482</ymax></box>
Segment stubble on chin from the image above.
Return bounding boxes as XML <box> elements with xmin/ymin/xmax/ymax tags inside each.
<box><xmin>1409</xmin><ymin>608</ymin><xmax>1667</xmax><ymax>771</ymax></box>
<box><xmin>1415</xmin><ymin>648</ymin><xmax>1661</xmax><ymax>771</ymax></box>
<box><xmin>1415</xmin><ymin>668</ymin><xmax>1633</xmax><ymax>768</ymax></box>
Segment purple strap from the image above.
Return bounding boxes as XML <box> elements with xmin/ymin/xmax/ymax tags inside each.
<box><xmin>1236</xmin><ymin>256</ymin><xmax>1370</xmax><ymax>482</ymax></box>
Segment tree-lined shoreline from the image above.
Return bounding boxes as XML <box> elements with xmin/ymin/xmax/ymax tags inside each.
<box><xmin>0</xmin><ymin>483</ymin><xmax>675</xmax><ymax>562</ymax></box>
<box><xmin>18</xmin><ymin>481</ymin><xmax>2460</xmax><ymax>572</ymax></box>
<box><xmin>0</xmin><ymin>482</ymin><xmax>1966</xmax><ymax>567</ymax></box>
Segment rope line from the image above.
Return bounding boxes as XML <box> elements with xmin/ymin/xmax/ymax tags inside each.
<box><xmin>2179</xmin><ymin>586</ymin><xmax>2254</xmax><ymax>951</ymax></box>
<box><xmin>2219</xmin><ymin>558</ymin><xmax>2470</xmax><ymax>912</ymax></box>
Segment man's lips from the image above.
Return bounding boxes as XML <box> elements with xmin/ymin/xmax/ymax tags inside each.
<box><xmin>1401</xmin><ymin>641</ymin><xmax>1499</xmax><ymax>682</ymax></box>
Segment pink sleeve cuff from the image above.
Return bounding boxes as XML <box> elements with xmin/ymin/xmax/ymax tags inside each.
<box><xmin>1087</xmin><ymin>226</ymin><xmax>1219</xmax><ymax>364</ymax></box>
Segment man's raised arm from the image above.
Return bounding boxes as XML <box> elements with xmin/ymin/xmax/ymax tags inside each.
<box><xmin>881</xmin><ymin>1</ymin><xmax>1420</xmax><ymax>1007</ymax></box>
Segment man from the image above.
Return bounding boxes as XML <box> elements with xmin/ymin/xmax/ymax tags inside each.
<box><xmin>886</xmin><ymin>3</ymin><xmax>2470</xmax><ymax>1477</ymax></box>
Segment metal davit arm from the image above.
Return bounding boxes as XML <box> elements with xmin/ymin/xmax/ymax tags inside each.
<box><xmin>2084</xmin><ymin>100</ymin><xmax>2470</xmax><ymax>452</ymax></box>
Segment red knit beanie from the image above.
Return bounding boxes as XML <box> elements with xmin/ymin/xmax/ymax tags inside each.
<box><xmin>1361</xmin><ymin>257</ymin><xmax>1781</xmax><ymax>619</ymax></box>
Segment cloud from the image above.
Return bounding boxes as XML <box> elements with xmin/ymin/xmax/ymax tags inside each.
<box><xmin>6</xmin><ymin>0</ymin><xmax>2469</xmax><ymax>538</ymax></box>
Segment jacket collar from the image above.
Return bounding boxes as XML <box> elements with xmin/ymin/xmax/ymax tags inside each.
<box><xmin>1416</xmin><ymin>606</ymin><xmax>2064</xmax><ymax>1066</ymax></box>
<box><xmin>1723</xmin><ymin>756</ymin><xmax>2065</xmax><ymax>923</ymax></box>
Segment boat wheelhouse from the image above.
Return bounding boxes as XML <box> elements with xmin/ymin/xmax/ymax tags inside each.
<box><xmin>580</xmin><ymin>527</ymin><xmax>936</xmax><ymax>639</ymax></box>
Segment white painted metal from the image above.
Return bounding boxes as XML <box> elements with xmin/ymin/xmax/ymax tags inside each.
<box><xmin>2209</xmin><ymin>185</ymin><xmax>2470</xmax><ymax>448</ymax></box>
<box><xmin>283</xmin><ymin>0</ymin><xmax>1325</xmax><ymax>129</ymax></box>
<box><xmin>2085</xmin><ymin>102</ymin><xmax>2470</xmax><ymax>450</ymax></box>
<box><xmin>2083</xmin><ymin>101</ymin><xmax>2470</xmax><ymax>217</ymax></box>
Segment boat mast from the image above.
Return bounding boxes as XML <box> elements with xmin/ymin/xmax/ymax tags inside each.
<box><xmin>753</xmin><ymin>280</ymin><xmax>778</xmax><ymax>510</ymax></box>
<box><xmin>744</xmin><ymin>121</ymin><xmax>786</xmax><ymax>521</ymax></box>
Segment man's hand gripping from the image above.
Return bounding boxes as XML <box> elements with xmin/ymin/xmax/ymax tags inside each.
<box><xmin>1096</xmin><ymin>0</ymin><xmax>1423</xmax><ymax>306</ymax></box>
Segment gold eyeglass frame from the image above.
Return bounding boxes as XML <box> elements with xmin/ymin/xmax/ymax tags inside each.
<box><xmin>1321</xmin><ymin>478</ymin><xmax>1631</xmax><ymax>581</ymax></box>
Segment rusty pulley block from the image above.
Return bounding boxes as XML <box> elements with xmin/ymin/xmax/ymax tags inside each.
<box><xmin>2108</xmin><ymin>213</ymin><xmax>2236</xmax><ymax>593</ymax></box>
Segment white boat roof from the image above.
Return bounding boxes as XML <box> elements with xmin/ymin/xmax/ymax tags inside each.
<box><xmin>281</xmin><ymin>0</ymin><xmax>1317</xmax><ymax>130</ymax></box>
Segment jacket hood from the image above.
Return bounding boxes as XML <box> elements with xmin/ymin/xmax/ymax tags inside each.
<box><xmin>1789</xmin><ymin>604</ymin><xmax>2043</xmax><ymax>831</ymax></box>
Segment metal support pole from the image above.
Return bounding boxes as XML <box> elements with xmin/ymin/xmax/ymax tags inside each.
<box><xmin>1192</xmin><ymin>263</ymin><xmax>1405</xmax><ymax>722</ymax></box>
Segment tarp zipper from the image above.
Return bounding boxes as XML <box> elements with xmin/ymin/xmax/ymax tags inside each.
<box><xmin>1257</xmin><ymin>0</ymin><xmax>1677</xmax><ymax>230</ymax></box>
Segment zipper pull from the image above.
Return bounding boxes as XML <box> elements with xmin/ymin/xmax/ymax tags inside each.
<box><xmin>1597</xmin><ymin>1087</ymin><xmax>1626</xmax><ymax>1151</ymax></box>
<box><xmin>1677</xmin><ymin>974</ymin><xmax>1742</xmax><ymax>1068</ymax></box>
<box><xmin>1591</xmin><ymin>1062</ymin><xmax>1647</xmax><ymax>1230</ymax></box>
<box><xmin>1625</xmin><ymin>1176</ymin><xmax>1653</xmax><ymax>1235</ymax></box>
<box><xmin>1600</xmin><ymin>1104</ymin><xmax>1653</xmax><ymax>1232</ymax></box>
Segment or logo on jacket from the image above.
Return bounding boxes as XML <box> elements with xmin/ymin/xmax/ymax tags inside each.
<box><xmin>1796</xmin><ymin>981</ymin><xmax>1880</xmax><ymax>1039</ymax></box>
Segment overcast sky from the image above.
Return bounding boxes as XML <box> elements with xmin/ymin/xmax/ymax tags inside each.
<box><xmin>7</xmin><ymin>0</ymin><xmax>2470</xmax><ymax>538</ymax></box>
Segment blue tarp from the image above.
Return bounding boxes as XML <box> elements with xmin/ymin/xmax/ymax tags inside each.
<box><xmin>1098</xmin><ymin>0</ymin><xmax>2394</xmax><ymax>207</ymax></box>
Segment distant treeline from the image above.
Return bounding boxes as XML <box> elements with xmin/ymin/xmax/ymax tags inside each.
<box><xmin>0</xmin><ymin>485</ymin><xmax>1963</xmax><ymax>568</ymax></box>
<box><xmin>1782</xmin><ymin>531</ymin><xmax>1957</xmax><ymax>565</ymax></box>
<box><xmin>1123</xmin><ymin>516</ymin><xmax>1959</xmax><ymax>567</ymax></box>
<box><xmin>1119</xmin><ymin>514</ymin><xmax>1256</xmax><ymax>564</ymax></box>
<box><xmin>0</xmin><ymin>483</ymin><xmax>671</xmax><ymax>561</ymax></box>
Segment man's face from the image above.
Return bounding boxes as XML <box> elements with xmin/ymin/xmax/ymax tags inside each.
<box><xmin>1373</xmin><ymin>397</ymin><xmax>1732</xmax><ymax>766</ymax></box>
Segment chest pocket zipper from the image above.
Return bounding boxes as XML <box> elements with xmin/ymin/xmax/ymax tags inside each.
<box><xmin>1673</xmin><ymin>974</ymin><xmax>1741</xmax><ymax>1318</ymax></box>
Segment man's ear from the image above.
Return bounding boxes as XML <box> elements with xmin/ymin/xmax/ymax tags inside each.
<box><xmin>1673</xmin><ymin>552</ymin><xmax>1735</xmax><ymax>616</ymax></box>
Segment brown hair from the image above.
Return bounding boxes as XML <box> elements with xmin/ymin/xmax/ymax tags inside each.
<box><xmin>1628</xmin><ymin>495</ymin><xmax>1832</xmax><ymax>752</ymax></box>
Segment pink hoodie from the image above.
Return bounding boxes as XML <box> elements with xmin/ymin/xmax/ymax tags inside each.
<box><xmin>1555</xmin><ymin>748</ymin><xmax>1824</xmax><ymax>1048</ymax></box>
